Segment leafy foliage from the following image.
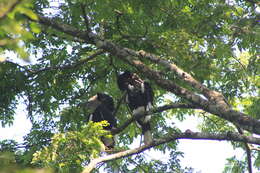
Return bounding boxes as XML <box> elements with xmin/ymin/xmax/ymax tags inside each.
<box><xmin>0</xmin><ymin>0</ymin><xmax>40</xmax><ymax>60</ymax></box>
<box><xmin>224</xmin><ymin>155</ymin><xmax>248</xmax><ymax>173</ymax></box>
<box><xmin>32</xmin><ymin>121</ymin><xmax>112</xmax><ymax>172</ymax></box>
<box><xmin>0</xmin><ymin>0</ymin><xmax>259</xmax><ymax>172</ymax></box>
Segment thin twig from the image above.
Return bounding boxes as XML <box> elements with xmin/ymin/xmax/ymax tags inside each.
<box><xmin>111</xmin><ymin>102</ymin><xmax>199</xmax><ymax>135</ymax></box>
<box><xmin>112</xmin><ymin>91</ymin><xmax>127</xmax><ymax>118</ymax></box>
<box><xmin>80</xmin><ymin>3</ymin><xmax>91</xmax><ymax>32</ymax></box>
<box><xmin>28</xmin><ymin>50</ymin><xmax>105</xmax><ymax>75</ymax></box>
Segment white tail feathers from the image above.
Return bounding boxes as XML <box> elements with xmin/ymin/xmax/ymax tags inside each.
<box><xmin>143</xmin><ymin>130</ymin><xmax>152</xmax><ymax>145</ymax></box>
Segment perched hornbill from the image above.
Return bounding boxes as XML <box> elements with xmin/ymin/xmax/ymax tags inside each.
<box><xmin>85</xmin><ymin>93</ymin><xmax>117</xmax><ymax>149</ymax></box>
<box><xmin>117</xmin><ymin>71</ymin><xmax>153</xmax><ymax>145</ymax></box>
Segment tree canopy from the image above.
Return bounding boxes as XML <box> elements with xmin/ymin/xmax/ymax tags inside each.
<box><xmin>0</xmin><ymin>0</ymin><xmax>259</xmax><ymax>172</ymax></box>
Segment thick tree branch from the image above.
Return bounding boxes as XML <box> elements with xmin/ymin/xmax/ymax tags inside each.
<box><xmin>132</xmin><ymin>49</ymin><xmax>227</xmax><ymax>105</ymax></box>
<box><xmin>35</xmin><ymin>15</ymin><xmax>260</xmax><ymax>135</ymax></box>
<box><xmin>123</xmin><ymin>59</ymin><xmax>260</xmax><ymax>134</ymax></box>
<box><xmin>83</xmin><ymin>131</ymin><xmax>260</xmax><ymax>173</ymax></box>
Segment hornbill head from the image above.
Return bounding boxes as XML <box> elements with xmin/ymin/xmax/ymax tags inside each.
<box><xmin>85</xmin><ymin>93</ymin><xmax>114</xmax><ymax>112</ymax></box>
<box><xmin>117</xmin><ymin>70</ymin><xmax>144</xmax><ymax>91</ymax></box>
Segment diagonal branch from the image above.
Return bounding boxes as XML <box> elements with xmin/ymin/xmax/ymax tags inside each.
<box><xmin>5</xmin><ymin>50</ymin><xmax>104</xmax><ymax>75</ymax></box>
<box><xmin>82</xmin><ymin>130</ymin><xmax>260</xmax><ymax>173</ymax></box>
<box><xmin>130</xmin><ymin>49</ymin><xmax>227</xmax><ymax>104</ymax></box>
<box><xmin>35</xmin><ymin>15</ymin><xmax>260</xmax><ymax>135</ymax></box>
<box><xmin>124</xmin><ymin>59</ymin><xmax>260</xmax><ymax>134</ymax></box>
<box><xmin>36</xmin><ymin>15</ymin><xmax>92</xmax><ymax>43</ymax></box>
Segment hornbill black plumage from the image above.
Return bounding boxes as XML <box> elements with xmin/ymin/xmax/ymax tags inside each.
<box><xmin>117</xmin><ymin>71</ymin><xmax>153</xmax><ymax>145</ymax></box>
<box><xmin>85</xmin><ymin>93</ymin><xmax>117</xmax><ymax>149</ymax></box>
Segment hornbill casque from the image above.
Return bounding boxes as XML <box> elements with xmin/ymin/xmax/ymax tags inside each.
<box><xmin>117</xmin><ymin>71</ymin><xmax>154</xmax><ymax>145</ymax></box>
<box><xmin>85</xmin><ymin>93</ymin><xmax>117</xmax><ymax>149</ymax></box>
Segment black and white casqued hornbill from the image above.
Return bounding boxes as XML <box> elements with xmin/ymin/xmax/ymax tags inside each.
<box><xmin>85</xmin><ymin>93</ymin><xmax>117</xmax><ymax>149</ymax></box>
<box><xmin>117</xmin><ymin>71</ymin><xmax>154</xmax><ymax>145</ymax></box>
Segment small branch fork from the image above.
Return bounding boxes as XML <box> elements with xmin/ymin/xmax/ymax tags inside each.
<box><xmin>82</xmin><ymin>130</ymin><xmax>260</xmax><ymax>173</ymax></box>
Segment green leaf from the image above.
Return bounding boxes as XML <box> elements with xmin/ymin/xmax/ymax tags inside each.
<box><xmin>30</xmin><ymin>22</ymin><xmax>41</xmax><ymax>33</ymax></box>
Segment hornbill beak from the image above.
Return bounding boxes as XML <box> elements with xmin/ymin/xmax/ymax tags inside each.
<box><xmin>85</xmin><ymin>95</ymin><xmax>101</xmax><ymax>111</ymax></box>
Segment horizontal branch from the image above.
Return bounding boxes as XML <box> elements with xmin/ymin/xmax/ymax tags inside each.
<box><xmin>83</xmin><ymin>130</ymin><xmax>260</xmax><ymax>173</ymax></box>
<box><xmin>112</xmin><ymin>102</ymin><xmax>199</xmax><ymax>135</ymax></box>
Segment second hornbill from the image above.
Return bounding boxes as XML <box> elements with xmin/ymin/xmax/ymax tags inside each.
<box><xmin>85</xmin><ymin>93</ymin><xmax>117</xmax><ymax>149</ymax></box>
<box><xmin>117</xmin><ymin>71</ymin><xmax>153</xmax><ymax>145</ymax></box>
